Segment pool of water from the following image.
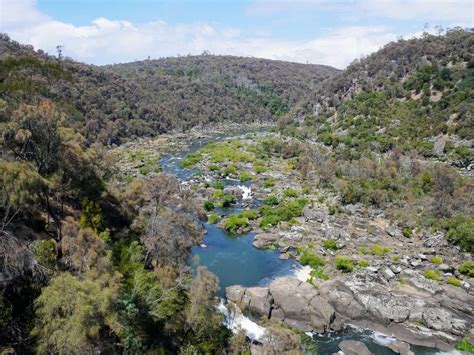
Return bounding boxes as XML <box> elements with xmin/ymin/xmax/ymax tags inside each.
<box><xmin>192</xmin><ymin>224</ymin><xmax>297</xmax><ymax>298</ymax></box>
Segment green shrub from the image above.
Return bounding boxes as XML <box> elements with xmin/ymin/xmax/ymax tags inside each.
<box><xmin>259</xmin><ymin>199</ymin><xmax>306</xmax><ymax>229</ymax></box>
<box><xmin>402</xmin><ymin>226</ymin><xmax>412</xmax><ymax>238</ymax></box>
<box><xmin>309</xmin><ymin>268</ymin><xmax>329</xmax><ymax>281</ymax></box>
<box><xmin>358</xmin><ymin>246</ymin><xmax>368</xmax><ymax>255</ymax></box>
<box><xmin>458</xmin><ymin>261</ymin><xmax>474</xmax><ymax>277</ymax></box>
<box><xmin>208</xmin><ymin>164</ymin><xmax>220</xmax><ymax>172</ymax></box>
<box><xmin>212</xmin><ymin>180</ymin><xmax>225</xmax><ymax>190</ymax></box>
<box><xmin>327</xmin><ymin>204</ymin><xmax>338</xmax><ymax>215</ymax></box>
<box><xmin>223</xmin><ymin>165</ymin><xmax>237</xmax><ymax>176</ymax></box>
<box><xmin>456</xmin><ymin>338</ymin><xmax>474</xmax><ymax>353</ymax></box>
<box><xmin>359</xmin><ymin>260</ymin><xmax>369</xmax><ymax>267</ymax></box>
<box><xmin>221</xmin><ymin>194</ymin><xmax>236</xmax><ymax>208</ymax></box>
<box><xmin>263</xmin><ymin>195</ymin><xmax>279</xmax><ymax>206</ymax></box>
<box><xmin>32</xmin><ymin>239</ymin><xmax>57</xmax><ymax>268</ymax></box>
<box><xmin>445</xmin><ymin>214</ymin><xmax>474</xmax><ymax>252</ymax></box>
<box><xmin>284</xmin><ymin>188</ymin><xmax>298</xmax><ymax>198</ymax></box>
<box><xmin>138</xmin><ymin>166</ymin><xmax>149</xmax><ymax>175</ymax></box>
<box><xmin>323</xmin><ymin>239</ymin><xmax>337</xmax><ymax>251</ymax></box>
<box><xmin>367</xmin><ymin>225</ymin><xmax>376</xmax><ymax>234</ymax></box>
<box><xmin>239</xmin><ymin>171</ymin><xmax>253</xmax><ymax>182</ymax></box>
<box><xmin>299</xmin><ymin>249</ymin><xmax>325</xmax><ymax>268</ymax></box>
<box><xmin>212</xmin><ymin>190</ymin><xmax>223</xmax><ymax>199</ymax></box>
<box><xmin>447</xmin><ymin>276</ymin><xmax>461</xmax><ymax>287</ymax></box>
<box><xmin>392</xmin><ymin>255</ymin><xmax>400</xmax><ymax>263</ymax></box>
<box><xmin>203</xmin><ymin>200</ymin><xmax>214</xmax><ymax>211</ymax></box>
<box><xmin>262</xmin><ymin>178</ymin><xmax>276</xmax><ymax>188</ymax></box>
<box><xmin>371</xmin><ymin>244</ymin><xmax>390</xmax><ymax>256</ymax></box>
<box><xmin>223</xmin><ymin>214</ymin><xmax>248</xmax><ymax>234</ymax></box>
<box><xmin>430</xmin><ymin>256</ymin><xmax>443</xmax><ymax>265</ymax></box>
<box><xmin>335</xmin><ymin>257</ymin><xmax>354</xmax><ymax>273</ymax></box>
<box><xmin>179</xmin><ymin>152</ymin><xmax>203</xmax><ymax>168</ymax></box>
<box><xmin>424</xmin><ymin>269</ymin><xmax>441</xmax><ymax>281</ymax></box>
<box><xmin>207</xmin><ymin>213</ymin><xmax>219</xmax><ymax>224</ymax></box>
<box><xmin>240</xmin><ymin>210</ymin><xmax>258</xmax><ymax>220</ymax></box>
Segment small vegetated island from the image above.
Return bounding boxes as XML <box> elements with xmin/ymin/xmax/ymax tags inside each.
<box><xmin>0</xmin><ymin>29</ymin><xmax>473</xmax><ymax>354</ymax></box>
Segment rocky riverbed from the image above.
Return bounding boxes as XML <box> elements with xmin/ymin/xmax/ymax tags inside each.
<box><xmin>113</xmin><ymin>130</ymin><xmax>474</xmax><ymax>353</ymax></box>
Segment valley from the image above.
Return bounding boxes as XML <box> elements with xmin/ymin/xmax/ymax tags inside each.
<box><xmin>0</xmin><ymin>29</ymin><xmax>473</xmax><ymax>354</ymax></box>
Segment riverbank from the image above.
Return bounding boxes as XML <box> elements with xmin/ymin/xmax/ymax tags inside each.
<box><xmin>112</xmin><ymin>128</ymin><xmax>473</xmax><ymax>354</ymax></box>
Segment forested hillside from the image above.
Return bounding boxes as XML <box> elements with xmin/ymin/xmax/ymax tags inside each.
<box><xmin>108</xmin><ymin>56</ymin><xmax>338</xmax><ymax>129</ymax></box>
<box><xmin>284</xmin><ymin>28</ymin><xmax>473</xmax><ymax>165</ymax></box>
<box><xmin>0</xmin><ymin>34</ymin><xmax>338</xmax><ymax>146</ymax></box>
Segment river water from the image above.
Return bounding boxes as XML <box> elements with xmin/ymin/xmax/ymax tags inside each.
<box><xmin>159</xmin><ymin>133</ymin><xmax>453</xmax><ymax>355</ymax></box>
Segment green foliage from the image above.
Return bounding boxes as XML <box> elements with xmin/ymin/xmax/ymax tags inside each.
<box><xmin>402</xmin><ymin>226</ymin><xmax>412</xmax><ymax>238</ymax></box>
<box><xmin>240</xmin><ymin>209</ymin><xmax>258</xmax><ymax>220</ymax></box>
<box><xmin>223</xmin><ymin>164</ymin><xmax>237</xmax><ymax>176</ymax></box>
<box><xmin>456</xmin><ymin>338</ymin><xmax>474</xmax><ymax>353</ymax></box>
<box><xmin>370</xmin><ymin>244</ymin><xmax>391</xmax><ymax>256</ymax></box>
<box><xmin>263</xmin><ymin>195</ymin><xmax>279</xmax><ymax>206</ymax></box>
<box><xmin>323</xmin><ymin>239</ymin><xmax>337</xmax><ymax>251</ymax></box>
<box><xmin>212</xmin><ymin>180</ymin><xmax>225</xmax><ymax>190</ymax></box>
<box><xmin>459</xmin><ymin>261</ymin><xmax>474</xmax><ymax>277</ymax></box>
<box><xmin>358</xmin><ymin>246</ymin><xmax>368</xmax><ymax>255</ymax></box>
<box><xmin>335</xmin><ymin>257</ymin><xmax>354</xmax><ymax>273</ymax></box>
<box><xmin>207</xmin><ymin>213</ymin><xmax>220</xmax><ymax>224</ymax></box>
<box><xmin>284</xmin><ymin>188</ymin><xmax>298</xmax><ymax>198</ymax></box>
<box><xmin>32</xmin><ymin>272</ymin><xmax>121</xmax><ymax>354</ymax></box>
<box><xmin>239</xmin><ymin>171</ymin><xmax>253</xmax><ymax>182</ymax></box>
<box><xmin>424</xmin><ymin>269</ymin><xmax>441</xmax><ymax>281</ymax></box>
<box><xmin>203</xmin><ymin>200</ymin><xmax>214</xmax><ymax>211</ymax></box>
<box><xmin>430</xmin><ymin>256</ymin><xmax>443</xmax><ymax>265</ymax></box>
<box><xmin>299</xmin><ymin>249</ymin><xmax>325</xmax><ymax>268</ymax></box>
<box><xmin>445</xmin><ymin>214</ymin><xmax>474</xmax><ymax>252</ymax></box>
<box><xmin>259</xmin><ymin>199</ymin><xmax>306</xmax><ymax>229</ymax></box>
<box><xmin>79</xmin><ymin>197</ymin><xmax>103</xmax><ymax>232</ymax></box>
<box><xmin>32</xmin><ymin>239</ymin><xmax>57</xmax><ymax>269</ymax></box>
<box><xmin>223</xmin><ymin>214</ymin><xmax>248</xmax><ymax>234</ymax></box>
<box><xmin>309</xmin><ymin>268</ymin><xmax>329</xmax><ymax>281</ymax></box>
<box><xmin>447</xmin><ymin>277</ymin><xmax>461</xmax><ymax>287</ymax></box>
<box><xmin>262</xmin><ymin>177</ymin><xmax>276</xmax><ymax>188</ymax></box>
<box><xmin>138</xmin><ymin>166</ymin><xmax>149</xmax><ymax>175</ymax></box>
<box><xmin>179</xmin><ymin>152</ymin><xmax>203</xmax><ymax>168</ymax></box>
<box><xmin>359</xmin><ymin>260</ymin><xmax>369</xmax><ymax>267</ymax></box>
<box><xmin>221</xmin><ymin>194</ymin><xmax>237</xmax><ymax>208</ymax></box>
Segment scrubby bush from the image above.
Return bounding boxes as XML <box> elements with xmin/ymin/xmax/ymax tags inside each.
<box><xmin>370</xmin><ymin>244</ymin><xmax>390</xmax><ymax>256</ymax></box>
<box><xmin>239</xmin><ymin>171</ymin><xmax>252</xmax><ymax>182</ymax></box>
<box><xmin>447</xmin><ymin>276</ymin><xmax>461</xmax><ymax>287</ymax></box>
<box><xmin>203</xmin><ymin>200</ymin><xmax>214</xmax><ymax>211</ymax></box>
<box><xmin>212</xmin><ymin>180</ymin><xmax>225</xmax><ymax>190</ymax></box>
<box><xmin>221</xmin><ymin>194</ymin><xmax>236</xmax><ymax>208</ymax></box>
<box><xmin>262</xmin><ymin>178</ymin><xmax>276</xmax><ymax>188</ymax></box>
<box><xmin>424</xmin><ymin>269</ymin><xmax>441</xmax><ymax>281</ymax></box>
<box><xmin>445</xmin><ymin>215</ymin><xmax>474</xmax><ymax>252</ymax></box>
<box><xmin>335</xmin><ymin>257</ymin><xmax>354</xmax><ymax>273</ymax></box>
<box><xmin>223</xmin><ymin>214</ymin><xmax>248</xmax><ymax>234</ymax></box>
<box><xmin>430</xmin><ymin>256</ymin><xmax>443</xmax><ymax>265</ymax></box>
<box><xmin>263</xmin><ymin>195</ymin><xmax>279</xmax><ymax>206</ymax></box>
<box><xmin>240</xmin><ymin>210</ymin><xmax>258</xmax><ymax>220</ymax></box>
<box><xmin>323</xmin><ymin>239</ymin><xmax>337</xmax><ymax>251</ymax></box>
<box><xmin>179</xmin><ymin>152</ymin><xmax>203</xmax><ymax>168</ymax></box>
<box><xmin>207</xmin><ymin>213</ymin><xmax>219</xmax><ymax>224</ymax></box>
<box><xmin>32</xmin><ymin>239</ymin><xmax>57</xmax><ymax>269</ymax></box>
<box><xmin>458</xmin><ymin>261</ymin><xmax>474</xmax><ymax>277</ymax></box>
<box><xmin>299</xmin><ymin>249</ymin><xmax>325</xmax><ymax>268</ymax></box>
<box><xmin>284</xmin><ymin>188</ymin><xmax>298</xmax><ymax>198</ymax></box>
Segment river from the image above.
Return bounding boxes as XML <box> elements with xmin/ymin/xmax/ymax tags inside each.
<box><xmin>159</xmin><ymin>132</ymin><xmax>453</xmax><ymax>355</ymax></box>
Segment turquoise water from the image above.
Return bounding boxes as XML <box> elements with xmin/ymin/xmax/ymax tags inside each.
<box><xmin>192</xmin><ymin>224</ymin><xmax>296</xmax><ymax>298</ymax></box>
<box><xmin>160</xmin><ymin>136</ymin><xmax>444</xmax><ymax>355</ymax></box>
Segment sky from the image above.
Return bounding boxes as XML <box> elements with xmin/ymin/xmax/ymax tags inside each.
<box><xmin>0</xmin><ymin>0</ymin><xmax>472</xmax><ymax>69</ymax></box>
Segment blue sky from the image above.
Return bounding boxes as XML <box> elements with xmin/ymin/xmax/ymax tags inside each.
<box><xmin>1</xmin><ymin>0</ymin><xmax>472</xmax><ymax>68</ymax></box>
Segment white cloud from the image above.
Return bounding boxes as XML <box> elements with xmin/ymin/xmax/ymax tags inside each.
<box><xmin>246</xmin><ymin>0</ymin><xmax>474</xmax><ymax>23</ymax></box>
<box><xmin>1</xmin><ymin>0</ymin><xmax>466</xmax><ymax>69</ymax></box>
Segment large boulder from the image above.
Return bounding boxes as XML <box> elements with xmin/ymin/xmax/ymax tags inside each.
<box><xmin>252</xmin><ymin>233</ymin><xmax>279</xmax><ymax>249</ymax></box>
<box><xmin>338</xmin><ymin>340</ymin><xmax>373</xmax><ymax>355</ymax></box>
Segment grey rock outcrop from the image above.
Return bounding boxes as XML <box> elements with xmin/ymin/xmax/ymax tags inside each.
<box><xmin>338</xmin><ymin>340</ymin><xmax>373</xmax><ymax>355</ymax></box>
